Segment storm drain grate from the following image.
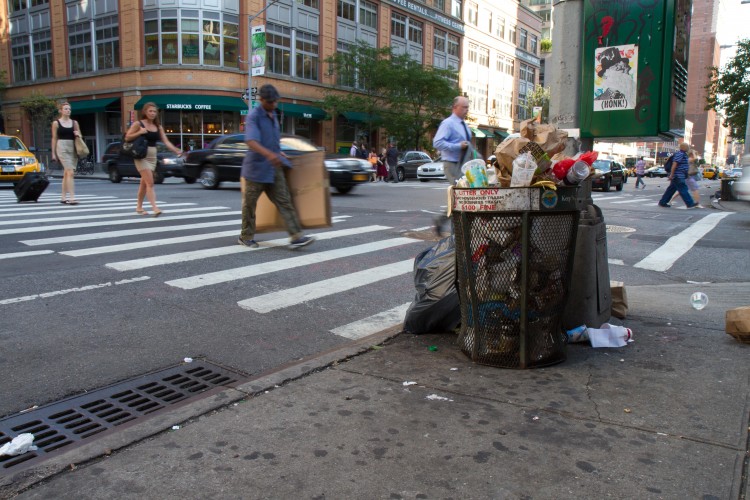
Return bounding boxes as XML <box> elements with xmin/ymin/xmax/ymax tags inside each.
<box><xmin>0</xmin><ymin>360</ymin><xmax>246</xmax><ymax>475</ymax></box>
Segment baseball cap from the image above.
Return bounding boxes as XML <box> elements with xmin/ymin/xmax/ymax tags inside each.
<box><xmin>258</xmin><ymin>84</ymin><xmax>280</xmax><ymax>102</ymax></box>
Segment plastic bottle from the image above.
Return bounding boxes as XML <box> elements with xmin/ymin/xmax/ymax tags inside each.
<box><xmin>566</xmin><ymin>323</ymin><xmax>632</xmax><ymax>348</ymax></box>
<box><xmin>563</xmin><ymin>160</ymin><xmax>591</xmax><ymax>185</ymax></box>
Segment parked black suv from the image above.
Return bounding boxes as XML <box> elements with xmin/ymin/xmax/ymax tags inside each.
<box><xmin>102</xmin><ymin>142</ymin><xmax>191</xmax><ymax>184</ymax></box>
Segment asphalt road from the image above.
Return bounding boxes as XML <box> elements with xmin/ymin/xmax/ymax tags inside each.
<box><xmin>0</xmin><ymin>175</ymin><xmax>747</xmax><ymax>419</ymax></box>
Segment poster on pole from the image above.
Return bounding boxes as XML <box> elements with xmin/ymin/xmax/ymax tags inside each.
<box><xmin>251</xmin><ymin>25</ymin><xmax>266</xmax><ymax>76</ymax></box>
<box><xmin>593</xmin><ymin>44</ymin><xmax>637</xmax><ymax>112</ymax></box>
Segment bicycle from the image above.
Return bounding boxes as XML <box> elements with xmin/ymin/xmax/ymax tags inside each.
<box><xmin>75</xmin><ymin>156</ymin><xmax>95</xmax><ymax>175</ymax></box>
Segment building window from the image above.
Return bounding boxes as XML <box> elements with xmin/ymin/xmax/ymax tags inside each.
<box><xmin>337</xmin><ymin>0</ymin><xmax>355</xmax><ymax>21</ymax></box>
<box><xmin>69</xmin><ymin>22</ymin><xmax>93</xmax><ymax>74</ymax></box>
<box><xmin>202</xmin><ymin>15</ymin><xmax>221</xmax><ymax>66</ymax></box>
<box><xmin>223</xmin><ymin>16</ymin><xmax>239</xmax><ymax>68</ymax></box>
<box><xmin>360</xmin><ymin>0</ymin><xmax>377</xmax><ymax>29</ymax></box>
<box><xmin>267</xmin><ymin>22</ymin><xmax>292</xmax><ymax>76</ymax></box>
<box><xmin>519</xmin><ymin>28</ymin><xmax>527</xmax><ymax>50</ymax></box>
<box><xmin>391</xmin><ymin>12</ymin><xmax>406</xmax><ymax>39</ymax></box>
<box><xmin>11</xmin><ymin>36</ymin><xmax>32</xmax><ymax>82</ymax></box>
<box><xmin>467</xmin><ymin>83</ymin><xmax>487</xmax><ymax>114</ymax></box>
<box><xmin>433</xmin><ymin>0</ymin><xmax>445</xmax><ymax>11</ymax></box>
<box><xmin>95</xmin><ymin>15</ymin><xmax>119</xmax><ymax>70</ymax></box>
<box><xmin>143</xmin><ymin>9</ymin><xmax>239</xmax><ymax>68</ymax></box>
<box><xmin>447</xmin><ymin>33</ymin><xmax>459</xmax><ymax>57</ymax></box>
<box><xmin>467</xmin><ymin>1</ymin><xmax>477</xmax><ymax>25</ymax></box>
<box><xmin>468</xmin><ymin>43</ymin><xmax>477</xmax><ymax>64</ymax></box>
<box><xmin>530</xmin><ymin>35</ymin><xmax>538</xmax><ymax>55</ymax></box>
<box><xmin>297</xmin><ymin>0</ymin><xmax>319</xmax><ymax>7</ymax></box>
<box><xmin>32</xmin><ymin>30</ymin><xmax>52</xmax><ymax>79</ymax></box>
<box><xmin>408</xmin><ymin>19</ymin><xmax>423</xmax><ymax>44</ymax></box>
<box><xmin>296</xmin><ymin>30</ymin><xmax>319</xmax><ymax>80</ymax></box>
<box><xmin>517</xmin><ymin>62</ymin><xmax>536</xmax><ymax>120</ymax></box>
<box><xmin>451</xmin><ymin>0</ymin><xmax>461</xmax><ymax>18</ymax></box>
<box><xmin>505</xmin><ymin>57</ymin><xmax>514</xmax><ymax>76</ymax></box>
<box><xmin>495</xmin><ymin>53</ymin><xmax>503</xmax><ymax>72</ymax></box>
<box><xmin>478</xmin><ymin>45</ymin><xmax>489</xmax><ymax>67</ymax></box>
<box><xmin>496</xmin><ymin>15</ymin><xmax>504</xmax><ymax>39</ymax></box>
<box><xmin>434</xmin><ymin>28</ymin><xmax>446</xmax><ymax>54</ymax></box>
<box><xmin>508</xmin><ymin>23</ymin><xmax>516</xmax><ymax>44</ymax></box>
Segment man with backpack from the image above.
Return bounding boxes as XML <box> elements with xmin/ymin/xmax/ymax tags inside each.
<box><xmin>658</xmin><ymin>143</ymin><xmax>698</xmax><ymax>208</ymax></box>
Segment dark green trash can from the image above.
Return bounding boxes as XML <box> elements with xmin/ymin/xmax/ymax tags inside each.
<box><xmin>452</xmin><ymin>186</ymin><xmax>583</xmax><ymax>369</ymax></box>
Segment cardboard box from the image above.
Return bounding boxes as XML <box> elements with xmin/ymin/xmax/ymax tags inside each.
<box><xmin>726</xmin><ymin>306</ymin><xmax>750</xmax><ymax>343</ymax></box>
<box><xmin>241</xmin><ymin>151</ymin><xmax>332</xmax><ymax>233</ymax></box>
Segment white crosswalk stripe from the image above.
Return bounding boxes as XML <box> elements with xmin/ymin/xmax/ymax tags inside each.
<box><xmin>0</xmin><ymin>204</ymin><xmax>209</xmax><ymax>225</ymax></box>
<box><xmin>166</xmin><ymin>238</ymin><xmax>418</xmax><ymax>290</ymax></box>
<box><xmin>1</xmin><ymin>210</ymin><xmax>241</xmax><ymax>236</ymax></box>
<box><xmin>237</xmin><ymin>260</ymin><xmax>414</xmax><ymax>313</ymax></box>
<box><xmin>105</xmin><ymin>226</ymin><xmax>392</xmax><ymax>271</ymax></box>
<box><xmin>331</xmin><ymin>303</ymin><xmax>411</xmax><ymax>339</ymax></box>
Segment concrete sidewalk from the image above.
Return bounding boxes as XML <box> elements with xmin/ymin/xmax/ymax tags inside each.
<box><xmin>5</xmin><ymin>283</ymin><xmax>749</xmax><ymax>499</ymax></box>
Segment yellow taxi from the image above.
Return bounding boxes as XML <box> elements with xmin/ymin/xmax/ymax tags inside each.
<box><xmin>0</xmin><ymin>134</ymin><xmax>43</xmax><ymax>184</ymax></box>
<box><xmin>702</xmin><ymin>166</ymin><xmax>719</xmax><ymax>179</ymax></box>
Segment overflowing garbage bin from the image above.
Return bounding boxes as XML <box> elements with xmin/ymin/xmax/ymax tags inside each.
<box><xmin>452</xmin><ymin>186</ymin><xmax>584</xmax><ymax>368</ymax></box>
<box><xmin>720</xmin><ymin>178</ymin><xmax>737</xmax><ymax>202</ymax></box>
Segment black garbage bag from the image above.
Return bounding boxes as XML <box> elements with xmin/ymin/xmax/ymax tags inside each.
<box><xmin>403</xmin><ymin>235</ymin><xmax>461</xmax><ymax>334</ymax></box>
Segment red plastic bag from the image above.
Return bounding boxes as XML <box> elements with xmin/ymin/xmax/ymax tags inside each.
<box><xmin>578</xmin><ymin>151</ymin><xmax>599</xmax><ymax>166</ymax></box>
<box><xmin>552</xmin><ymin>158</ymin><xmax>575</xmax><ymax>180</ymax></box>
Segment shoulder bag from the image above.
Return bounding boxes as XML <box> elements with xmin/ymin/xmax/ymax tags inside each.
<box><xmin>121</xmin><ymin>121</ymin><xmax>148</xmax><ymax>160</ymax></box>
<box><xmin>73</xmin><ymin>121</ymin><xmax>90</xmax><ymax>159</ymax></box>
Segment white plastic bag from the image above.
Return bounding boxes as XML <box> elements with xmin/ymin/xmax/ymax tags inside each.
<box><xmin>0</xmin><ymin>433</ymin><xmax>38</xmax><ymax>456</ymax></box>
<box><xmin>567</xmin><ymin>323</ymin><xmax>632</xmax><ymax>348</ymax></box>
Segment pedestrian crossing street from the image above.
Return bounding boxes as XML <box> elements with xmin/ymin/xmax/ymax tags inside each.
<box><xmin>0</xmin><ymin>192</ymin><xmax>420</xmax><ymax>340</ymax></box>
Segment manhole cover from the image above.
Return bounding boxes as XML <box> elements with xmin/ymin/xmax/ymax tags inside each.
<box><xmin>606</xmin><ymin>224</ymin><xmax>636</xmax><ymax>233</ymax></box>
<box><xmin>0</xmin><ymin>360</ymin><xmax>246</xmax><ymax>476</ymax></box>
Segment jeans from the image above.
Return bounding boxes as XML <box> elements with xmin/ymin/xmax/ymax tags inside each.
<box><xmin>635</xmin><ymin>174</ymin><xmax>645</xmax><ymax>188</ymax></box>
<box><xmin>659</xmin><ymin>177</ymin><xmax>695</xmax><ymax>207</ymax></box>
<box><xmin>388</xmin><ymin>163</ymin><xmax>399</xmax><ymax>183</ymax></box>
<box><xmin>241</xmin><ymin>168</ymin><xmax>302</xmax><ymax>240</ymax></box>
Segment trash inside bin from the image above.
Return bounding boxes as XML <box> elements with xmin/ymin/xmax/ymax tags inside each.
<box><xmin>720</xmin><ymin>178</ymin><xmax>737</xmax><ymax>201</ymax></box>
<box><xmin>452</xmin><ymin>186</ymin><xmax>582</xmax><ymax>368</ymax></box>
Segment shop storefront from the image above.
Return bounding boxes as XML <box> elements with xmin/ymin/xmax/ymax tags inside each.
<box><xmin>134</xmin><ymin>95</ymin><xmax>246</xmax><ymax>151</ymax></box>
<box><xmin>70</xmin><ymin>97</ymin><xmax>122</xmax><ymax>162</ymax></box>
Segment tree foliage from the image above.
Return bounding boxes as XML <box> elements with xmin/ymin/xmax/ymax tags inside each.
<box><xmin>705</xmin><ymin>37</ymin><xmax>750</xmax><ymax>140</ymax></box>
<box><xmin>540</xmin><ymin>38</ymin><xmax>552</xmax><ymax>53</ymax></box>
<box><xmin>526</xmin><ymin>86</ymin><xmax>551</xmax><ymax>123</ymax></box>
<box><xmin>323</xmin><ymin>41</ymin><xmax>459</xmax><ymax>151</ymax></box>
<box><xmin>20</xmin><ymin>92</ymin><xmax>60</xmax><ymax>148</ymax></box>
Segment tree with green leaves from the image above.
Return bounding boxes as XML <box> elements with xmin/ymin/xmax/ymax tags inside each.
<box><xmin>705</xmin><ymin>38</ymin><xmax>749</xmax><ymax>141</ymax></box>
<box><xmin>20</xmin><ymin>92</ymin><xmax>60</xmax><ymax>149</ymax></box>
<box><xmin>323</xmin><ymin>41</ymin><xmax>459</xmax><ymax>151</ymax></box>
<box><xmin>526</xmin><ymin>85</ymin><xmax>551</xmax><ymax>123</ymax></box>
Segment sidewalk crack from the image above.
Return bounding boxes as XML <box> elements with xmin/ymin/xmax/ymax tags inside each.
<box><xmin>585</xmin><ymin>370</ymin><xmax>602</xmax><ymax>421</ymax></box>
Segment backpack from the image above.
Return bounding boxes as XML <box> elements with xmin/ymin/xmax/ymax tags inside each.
<box><xmin>663</xmin><ymin>154</ymin><xmax>675</xmax><ymax>174</ymax></box>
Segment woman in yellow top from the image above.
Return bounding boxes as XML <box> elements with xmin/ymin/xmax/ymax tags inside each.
<box><xmin>50</xmin><ymin>102</ymin><xmax>82</xmax><ymax>204</ymax></box>
<box><xmin>123</xmin><ymin>102</ymin><xmax>183</xmax><ymax>216</ymax></box>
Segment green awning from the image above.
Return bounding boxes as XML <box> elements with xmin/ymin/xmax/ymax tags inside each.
<box><xmin>469</xmin><ymin>127</ymin><xmax>487</xmax><ymax>138</ymax></box>
<box><xmin>478</xmin><ymin>128</ymin><xmax>494</xmax><ymax>136</ymax></box>
<box><xmin>70</xmin><ymin>97</ymin><xmax>119</xmax><ymax>114</ymax></box>
<box><xmin>341</xmin><ymin>111</ymin><xmax>380</xmax><ymax>123</ymax></box>
<box><xmin>278</xmin><ymin>102</ymin><xmax>326</xmax><ymax>120</ymax></box>
<box><xmin>134</xmin><ymin>95</ymin><xmax>247</xmax><ymax>112</ymax></box>
<box><xmin>494</xmin><ymin>130</ymin><xmax>510</xmax><ymax>140</ymax></box>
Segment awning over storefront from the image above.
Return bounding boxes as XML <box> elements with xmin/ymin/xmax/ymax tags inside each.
<box><xmin>469</xmin><ymin>127</ymin><xmax>487</xmax><ymax>138</ymax></box>
<box><xmin>278</xmin><ymin>102</ymin><xmax>326</xmax><ymax>120</ymax></box>
<box><xmin>341</xmin><ymin>111</ymin><xmax>380</xmax><ymax>123</ymax></box>
<box><xmin>494</xmin><ymin>130</ymin><xmax>510</xmax><ymax>140</ymax></box>
<box><xmin>478</xmin><ymin>128</ymin><xmax>494</xmax><ymax>137</ymax></box>
<box><xmin>134</xmin><ymin>95</ymin><xmax>246</xmax><ymax>112</ymax></box>
<box><xmin>70</xmin><ymin>97</ymin><xmax>119</xmax><ymax>114</ymax></box>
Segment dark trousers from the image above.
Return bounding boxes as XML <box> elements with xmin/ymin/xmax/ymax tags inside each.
<box><xmin>659</xmin><ymin>177</ymin><xmax>695</xmax><ymax>207</ymax></box>
<box><xmin>635</xmin><ymin>175</ymin><xmax>645</xmax><ymax>188</ymax></box>
<box><xmin>387</xmin><ymin>163</ymin><xmax>399</xmax><ymax>183</ymax></box>
<box><xmin>241</xmin><ymin>169</ymin><xmax>302</xmax><ymax>240</ymax></box>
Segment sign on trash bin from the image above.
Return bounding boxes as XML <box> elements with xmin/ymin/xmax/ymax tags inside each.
<box><xmin>452</xmin><ymin>187</ymin><xmax>585</xmax><ymax>213</ymax></box>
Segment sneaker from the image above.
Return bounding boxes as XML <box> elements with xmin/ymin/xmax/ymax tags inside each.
<box><xmin>237</xmin><ymin>237</ymin><xmax>259</xmax><ymax>248</ymax></box>
<box><xmin>658</xmin><ymin>203</ymin><xmax>671</xmax><ymax>208</ymax></box>
<box><xmin>290</xmin><ymin>235</ymin><xmax>315</xmax><ymax>248</ymax></box>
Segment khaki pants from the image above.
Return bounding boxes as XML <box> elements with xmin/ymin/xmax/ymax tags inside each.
<box><xmin>240</xmin><ymin>169</ymin><xmax>302</xmax><ymax>240</ymax></box>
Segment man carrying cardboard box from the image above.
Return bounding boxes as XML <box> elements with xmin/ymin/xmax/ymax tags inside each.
<box><xmin>238</xmin><ymin>84</ymin><xmax>315</xmax><ymax>249</ymax></box>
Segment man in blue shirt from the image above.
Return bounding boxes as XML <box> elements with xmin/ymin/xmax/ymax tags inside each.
<box><xmin>433</xmin><ymin>95</ymin><xmax>472</xmax><ymax>184</ymax></box>
<box><xmin>658</xmin><ymin>142</ymin><xmax>698</xmax><ymax>208</ymax></box>
<box><xmin>238</xmin><ymin>84</ymin><xmax>314</xmax><ymax>248</ymax></box>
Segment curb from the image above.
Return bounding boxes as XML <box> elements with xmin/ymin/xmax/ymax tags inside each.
<box><xmin>0</xmin><ymin>325</ymin><xmax>403</xmax><ymax>496</ymax></box>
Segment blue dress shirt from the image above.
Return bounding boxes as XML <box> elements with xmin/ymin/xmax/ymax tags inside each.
<box><xmin>433</xmin><ymin>113</ymin><xmax>472</xmax><ymax>162</ymax></box>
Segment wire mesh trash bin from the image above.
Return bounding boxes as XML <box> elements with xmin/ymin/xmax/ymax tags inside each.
<box><xmin>452</xmin><ymin>187</ymin><xmax>583</xmax><ymax>368</ymax></box>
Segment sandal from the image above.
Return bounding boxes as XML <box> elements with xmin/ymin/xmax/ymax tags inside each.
<box><xmin>152</xmin><ymin>210</ymin><xmax>163</xmax><ymax>218</ymax></box>
<box><xmin>60</xmin><ymin>200</ymin><xmax>69</xmax><ymax>204</ymax></box>
<box><xmin>136</xmin><ymin>209</ymin><xmax>149</xmax><ymax>216</ymax></box>
<box><xmin>68</xmin><ymin>200</ymin><xmax>80</xmax><ymax>205</ymax></box>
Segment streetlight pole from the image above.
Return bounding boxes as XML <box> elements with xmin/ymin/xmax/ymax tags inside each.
<box><xmin>246</xmin><ymin>0</ymin><xmax>283</xmax><ymax>112</ymax></box>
